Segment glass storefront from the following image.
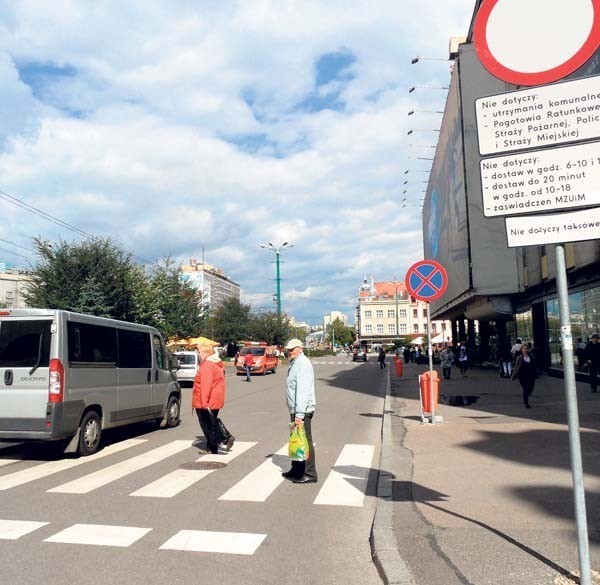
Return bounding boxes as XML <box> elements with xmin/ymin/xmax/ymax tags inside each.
<box><xmin>514</xmin><ymin>309</ymin><xmax>533</xmax><ymax>344</ymax></box>
<box><xmin>546</xmin><ymin>285</ymin><xmax>600</xmax><ymax>370</ymax></box>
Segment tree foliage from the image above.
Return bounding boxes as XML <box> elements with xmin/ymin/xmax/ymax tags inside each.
<box><xmin>326</xmin><ymin>318</ymin><xmax>355</xmax><ymax>347</ymax></box>
<box><xmin>248</xmin><ymin>312</ymin><xmax>290</xmax><ymax>346</ymax></box>
<box><xmin>26</xmin><ymin>238</ymin><xmax>205</xmax><ymax>339</ymax></box>
<box><xmin>211</xmin><ymin>297</ymin><xmax>252</xmax><ymax>344</ymax></box>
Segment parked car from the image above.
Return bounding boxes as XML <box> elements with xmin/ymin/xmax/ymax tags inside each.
<box><xmin>173</xmin><ymin>351</ymin><xmax>199</xmax><ymax>386</ymax></box>
<box><xmin>353</xmin><ymin>348</ymin><xmax>367</xmax><ymax>362</ymax></box>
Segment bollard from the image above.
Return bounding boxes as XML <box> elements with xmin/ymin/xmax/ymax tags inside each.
<box><xmin>394</xmin><ymin>357</ymin><xmax>403</xmax><ymax>377</ymax></box>
<box><xmin>420</xmin><ymin>370</ymin><xmax>439</xmax><ymax>414</ymax></box>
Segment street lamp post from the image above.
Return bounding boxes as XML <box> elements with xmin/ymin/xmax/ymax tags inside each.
<box><xmin>260</xmin><ymin>242</ymin><xmax>294</xmax><ymax>318</ymax></box>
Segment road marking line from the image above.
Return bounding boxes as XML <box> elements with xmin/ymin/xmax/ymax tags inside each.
<box><xmin>160</xmin><ymin>530</ymin><xmax>266</xmax><ymax>555</ymax></box>
<box><xmin>219</xmin><ymin>444</ymin><xmax>288</xmax><ymax>502</ymax></box>
<box><xmin>0</xmin><ymin>439</ymin><xmax>146</xmax><ymax>491</ymax></box>
<box><xmin>0</xmin><ymin>519</ymin><xmax>49</xmax><ymax>540</ymax></box>
<box><xmin>47</xmin><ymin>440</ymin><xmax>191</xmax><ymax>494</ymax></box>
<box><xmin>0</xmin><ymin>459</ymin><xmax>18</xmax><ymax>468</ymax></box>
<box><xmin>313</xmin><ymin>444</ymin><xmax>374</xmax><ymax>507</ymax></box>
<box><xmin>44</xmin><ymin>523</ymin><xmax>151</xmax><ymax>547</ymax></box>
<box><xmin>130</xmin><ymin>441</ymin><xmax>257</xmax><ymax>498</ymax></box>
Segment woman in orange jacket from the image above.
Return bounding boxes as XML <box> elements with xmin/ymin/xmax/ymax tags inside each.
<box><xmin>193</xmin><ymin>344</ymin><xmax>234</xmax><ymax>453</ymax></box>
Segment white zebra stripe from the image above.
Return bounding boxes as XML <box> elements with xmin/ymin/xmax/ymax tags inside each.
<box><xmin>0</xmin><ymin>439</ymin><xmax>146</xmax><ymax>491</ymax></box>
<box><xmin>47</xmin><ymin>440</ymin><xmax>190</xmax><ymax>494</ymax></box>
<box><xmin>313</xmin><ymin>444</ymin><xmax>374</xmax><ymax>507</ymax></box>
<box><xmin>218</xmin><ymin>444</ymin><xmax>288</xmax><ymax>502</ymax></box>
<box><xmin>130</xmin><ymin>441</ymin><xmax>257</xmax><ymax>498</ymax></box>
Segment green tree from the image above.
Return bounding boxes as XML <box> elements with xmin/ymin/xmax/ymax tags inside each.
<box><xmin>326</xmin><ymin>318</ymin><xmax>355</xmax><ymax>347</ymax></box>
<box><xmin>288</xmin><ymin>326</ymin><xmax>307</xmax><ymax>342</ymax></box>
<box><xmin>26</xmin><ymin>237</ymin><xmax>139</xmax><ymax>320</ymax></box>
<box><xmin>211</xmin><ymin>297</ymin><xmax>252</xmax><ymax>344</ymax></box>
<box><xmin>249</xmin><ymin>312</ymin><xmax>290</xmax><ymax>346</ymax></box>
<box><xmin>143</xmin><ymin>258</ymin><xmax>206</xmax><ymax>340</ymax></box>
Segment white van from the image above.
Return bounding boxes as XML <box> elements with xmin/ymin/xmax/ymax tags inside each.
<box><xmin>173</xmin><ymin>351</ymin><xmax>199</xmax><ymax>385</ymax></box>
<box><xmin>0</xmin><ymin>308</ymin><xmax>181</xmax><ymax>456</ymax></box>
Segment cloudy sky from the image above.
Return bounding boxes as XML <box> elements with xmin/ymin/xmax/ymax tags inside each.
<box><xmin>0</xmin><ymin>0</ymin><xmax>474</xmax><ymax>324</ymax></box>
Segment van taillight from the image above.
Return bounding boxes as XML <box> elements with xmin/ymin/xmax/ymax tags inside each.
<box><xmin>48</xmin><ymin>359</ymin><xmax>64</xmax><ymax>403</ymax></box>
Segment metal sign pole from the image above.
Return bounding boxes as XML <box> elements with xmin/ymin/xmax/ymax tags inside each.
<box><xmin>555</xmin><ymin>244</ymin><xmax>591</xmax><ymax>585</ymax></box>
<box><xmin>427</xmin><ymin>302</ymin><xmax>434</xmax><ymax>425</ymax></box>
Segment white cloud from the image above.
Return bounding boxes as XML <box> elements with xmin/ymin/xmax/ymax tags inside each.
<box><xmin>0</xmin><ymin>0</ymin><xmax>475</xmax><ymax>322</ymax></box>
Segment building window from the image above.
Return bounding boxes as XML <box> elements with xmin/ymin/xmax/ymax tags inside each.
<box><xmin>399</xmin><ymin>309</ymin><xmax>407</xmax><ymax>318</ymax></box>
<box><xmin>365</xmin><ymin>310</ymin><xmax>372</xmax><ymax>319</ymax></box>
<box><xmin>376</xmin><ymin>310</ymin><xmax>384</xmax><ymax>319</ymax></box>
<box><xmin>5</xmin><ymin>291</ymin><xmax>14</xmax><ymax>300</ymax></box>
<box><xmin>377</xmin><ymin>324</ymin><xmax>384</xmax><ymax>334</ymax></box>
<box><xmin>388</xmin><ymin>324</ymin><xmax>396</xmax><ymax>334</ymax></box>
<box><xmin>442</xmin><ymin>322</ymin><xmax>446</xmax><ymax>331</ymax></box>
<box><xmin>413</xmin><ymin>309</ymin><xmax>418</xmax><ymax>318</ymax></box>
<box><xmin>400</xmin><ymin>323</ymin><xmax>407</xmax><ymax>333</ymax></box>
<box><xmin>387</xmin><ymin>310</ymin><xmax>395</xmax><ymax>318</ymax></box>
<box><xmin>365</xmin><ymin>324</ymin><xmax>373</xmax><ymax>334</ymax></box>
<box><xmin>413</xmin><ymin>324</ymin><xmax>418</xmax><ymax>333</ymax></box>
<box><xmin>432</xmin><ymin>323</ymin><xmax>437</xmax><ymax>333</ymax></box>
<box><xmin>423</xmin><ymin>309</ymin><xmax>427</xmax><ymax>318</ymax></box>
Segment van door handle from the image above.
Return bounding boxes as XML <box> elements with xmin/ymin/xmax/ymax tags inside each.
<box><xmin>154</xmin><ymin>370</ymin><xmax>159</xmax><ymax>382</ymax></box>
<box><xmin>4</xmin><ymin>370</ymin><xmax>13</xmax><ymax>386</ymax></box>
<box><xmin>147</xmin><ymin>370</ymin><xmax>151</xmax><ymax>383</ymax></box>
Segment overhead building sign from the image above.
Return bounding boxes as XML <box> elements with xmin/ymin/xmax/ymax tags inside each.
<box><xmin>476</xmin><ymin>76</ymin><xmax>600</xmax><ymax>155</ymax></box>
<box><xmin>480</xmin><ymin>140</ymin><xmax>600</xmax><ymax>216</ymax></box>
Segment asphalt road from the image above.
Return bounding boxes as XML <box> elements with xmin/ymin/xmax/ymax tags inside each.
<box><xmin>0</xmin><ymin>356</ymin><xmax>387</xmax><ymax>585</ymax></box>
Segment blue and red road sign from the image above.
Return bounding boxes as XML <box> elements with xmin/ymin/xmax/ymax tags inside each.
<box><xmin>405</xmin><ymin>260</ymin><xmax>448</xmax><ymax>302</ymax></box>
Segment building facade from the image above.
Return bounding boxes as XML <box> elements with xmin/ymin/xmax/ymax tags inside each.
<box><xmin>180</xmin><ymin>260</ymin><xmax>240</xmax><ymax>312</ymax></box>
<box><xmin>0</xmin><ymin>269</ymin><xmax>32</xmax><ymax>309</ymax></box>
<box><xmin>421</xmin><ymin>5</ymin><xmax>600</xmax><ymax>372</ymax></box>
<box><xmin>355</xmin><ymin>277</ymin><xmax>451</xmax><ymax>349</ymax></box>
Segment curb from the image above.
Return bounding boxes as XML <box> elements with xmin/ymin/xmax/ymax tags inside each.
<box><xmin>370</xmin><ymin>369</ymin><xmax>416</xmax><ymax>585</ymax></box>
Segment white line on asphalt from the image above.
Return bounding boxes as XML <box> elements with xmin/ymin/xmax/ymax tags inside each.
<box><xmin>0</xmin><ymin>519</ymin><xmax>49</xmax><ymax>540</ymax></box>
<box><xmin>0</xmin><ymin>459</ymin><xmax>18</xmax><ymax>468</ymax></box>
<box><xmin>130</xmin><ymin>441</ymin><xmax>257</xmax><ymax>498</ymax></box>
<box><xmin>44</xmin><ymin>523</ymin><xmax>151</xmax><ymax>547</ymax></box>
<box><xmin>0</xmin><ymin>439</ymin><xmax>147</xmax><ymax>491</ymax></box>
<box><xmin>159</xmin><ymin>530</ymin><xmax>266</xmax><ymax>555</ymax></box>
<box><xmin>218</xmin><ymin>444</ymin><xmax>288</xmax><ymax>502</ymax></box>
<box><xmin>313</xmin><ymin>444</ymin><xmax>374</xmax><ymax>507</ymax></box>
<box><xmin>47</xmin><ymin>440</ymin><xmax>191</xmax><ymax>494</ymax></box>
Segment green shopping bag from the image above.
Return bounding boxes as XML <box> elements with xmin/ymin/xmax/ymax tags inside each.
<box><xmin>288</xmin><ymin>423</ymin><xmax>309</xmax><ymax>461</ymax></box>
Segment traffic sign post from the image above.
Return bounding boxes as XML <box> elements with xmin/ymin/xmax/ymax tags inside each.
<box><xmin>473</xmin><ymin>6</ymin><xmax>599</xmax><ymax>580</ymax></box>
<box><xmin>405</xmin><ymin>260</ymin><xmax>449</xmax><ymax>425</ymax></box>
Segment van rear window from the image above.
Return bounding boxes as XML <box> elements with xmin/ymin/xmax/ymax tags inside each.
<box><xmin>0</xmin><ymin>320</ymin><xmax>51</xmax><ymax>368</ymax></box>
<box><xmin>68</xmin><ymin>321</ymin><xmax>117</xmax><ymax>364</ymax></box>
<box><xmin>176</xmin><ymin>354</ymin><xmax>196</xmax><ymax>365</ymax></box>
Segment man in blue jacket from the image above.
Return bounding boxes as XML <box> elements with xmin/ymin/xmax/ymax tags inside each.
<box><xmin>282</xmin><ymin>338</ymin><xmax>318</xmax><ymax>484</ymax></box>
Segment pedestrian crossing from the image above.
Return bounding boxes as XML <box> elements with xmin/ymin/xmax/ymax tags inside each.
<box><xmin>0</xmin><ymin>439</ymin><xmax>376</xmax><ymax>555</ymax></box>
<box><xmin>0</xmin><ymin>439</ymin><xmax>375</xmax><ymax>504</ymax></box>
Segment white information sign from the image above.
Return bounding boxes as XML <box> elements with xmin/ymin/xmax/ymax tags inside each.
<box><xmin>476</xmin><ymin>75</ymin><xmax>600</xmax><ymax>155</ymax></box>
<box><xmin>481</xmin><ymin>140</ymin><xmax>600</xmax><ymax>217</ymax></box>
<box><xmin>505</xmin><ymin>206</ymin><xmax>600</xmax><ymax>247</ymax></box>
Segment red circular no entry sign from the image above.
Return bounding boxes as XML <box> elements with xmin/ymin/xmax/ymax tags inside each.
<box><xmin>474</xmin><ymin>0</ymin><xmax>600</xmax><ymax>86</ymax></box>
<box><xmin>405</xmin><ymin>260</ymin><xmax>448</xmax><ymax>303</ymax></box>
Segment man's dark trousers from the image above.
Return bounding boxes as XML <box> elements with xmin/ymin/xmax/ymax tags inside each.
<box><xmin>290</xmin><ymin>413</ymin><xmax>317</xmax><ymax>481</ymax></box>
<box><xmin>591</xmin><ymin>364</ymin><xmax>598</xmax><ymax>392</ymax></box>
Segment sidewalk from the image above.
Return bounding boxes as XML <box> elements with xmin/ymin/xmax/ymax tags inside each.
<box><xmin>372</xmin><ymin>362</ymin><xmax>600</xmax><ymax>585</ymax></box>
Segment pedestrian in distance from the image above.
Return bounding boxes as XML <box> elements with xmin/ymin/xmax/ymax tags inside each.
<box><xmin>439</xmin><ymin>344</ymin><xmax>454</xmax><ymax>380</ymax></box>
<box><xmin>403</xmin><ymin>346</ymin><xmax>411</xmax><ymax>364</ymax></box>
<box><xmin>193</xmin><ymin>343</ymin><xmax>235</xmax><ymax>454</ymax></box>
<box><xmin>584</xmin><ymin>333</ymin><xmax>600</xmax><ymax>393</ymax></box>
<box><xmin>511</xmin><ymin>338</ymin><xmax>523</xmax><ymax>363</ymax></box>
<box><xmin>499</xmin><ymin>340</ymin><xmax>513</xmax><ymax>378</ymax></box>
<box><xmin>457</xmin><ymin>341</ymin><xmax>469</xmax><ymax>377</ymax></box>
<box><xmin>281</xmin><ymin>339</ymin><xmax>318</xmax><ymax>484</ymax></box>
<box><xmin>378</xmin><ymin>347</ymin><xmax>386</xmax><ymax>369</ymax></box>
<box><xmin>243</xmin><ymin>351</ymin><xmax>253</xmax><ymax>382</ymax></box>
<box><xmin>512</xmin><ymin>342</ymin><xmax>536</xmax><ymax>408</ymax></box>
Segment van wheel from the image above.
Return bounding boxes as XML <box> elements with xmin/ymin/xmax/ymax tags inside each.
<box><xmin>78</xmin><ymin>411</ymin><xmax>102</xmax><ymax>456</ymax></box>
<box><xmin>165</xmin><ymin>395</ymin><xmax>181</xmax><ymax>428</ymax></box>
